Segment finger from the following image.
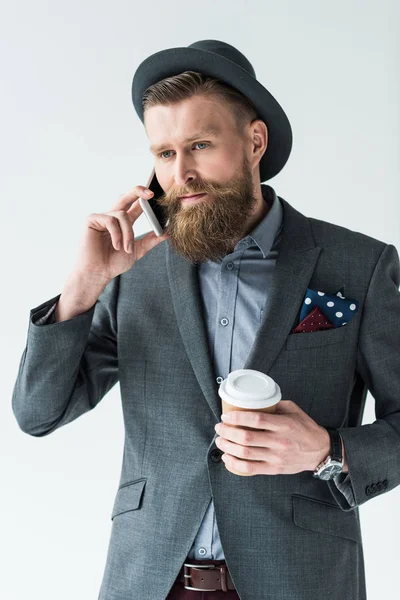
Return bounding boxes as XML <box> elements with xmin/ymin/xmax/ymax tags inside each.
<box><xmin>126</xmin><ymin>197</ymin><xmax>145</xmax><ymax>223</ymax></box>
<box><xmin>137</xmin><ymin>229</ymin><xmax>169</xmax><ymax>251</ymax></box>
<box><xmin>110</xmin><ymin>186</ymin><xmax>153</xmax><ymax>220</ymax></box>
<box><xmin>222</xmin><ymin>452</ymin><xmax>288</xmax><ymax>476</ymax></box>
<box><xmin>221</xmin><ymin>410</ymin><xmax>282</xmax><ymax>431</ymax></box>
<box><xmin>88</xmin><ymin>213</ymin><xmax>124</xmax><ymax>251</ymax></box>
<box><xmin>125</xmin><ymin>190</ymin><xmax>154</xmax><ymax>225</ymax></box>
<box><xmin>216</xmin><ymin>436</ymin><xmax>269</xmax><ymax>461</ymax></box>
<box><xmin>132</xmin><ymin>230</ymin><xmax>169</xmax><ymax>262</ymax></box>
<box><xmin>221</xmin><ymin>453</ymin><xmax>251</xmax><ymax>474</ymax></box>
<box><xmin>107</xmin><ymin>210</ymin><xmax>136</xmax><ymax>253</ymax></box>
<box><xmin>221</xmin><ymin>454</ymin><xmax>272</xmax><ymax>476</ymax></box>
<box><xmin>216</xmin><ymin>424</ymin><xmax>272</xmax><ymax>447</ymax></box>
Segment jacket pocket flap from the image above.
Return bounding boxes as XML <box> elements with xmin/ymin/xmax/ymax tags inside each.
<box><xmin>292</xmin><ymin>494</ymin><xmax>359</xmax><ymax>542</ymax></box>
<box><xmin>286</xmin><ymin>324</ymin><xmax>347</xmax><ymax>350</ymax></box>
<box><xmin>111</xmin><ymin>478</ymin><xmax>146</xmax><ymax>520</ymax></box>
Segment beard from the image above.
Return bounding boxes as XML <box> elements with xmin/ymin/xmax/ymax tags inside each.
<box><xmin>156</xmin><ymin>153</ymin><xmax>258</xmax><ymax>264</ymax></box>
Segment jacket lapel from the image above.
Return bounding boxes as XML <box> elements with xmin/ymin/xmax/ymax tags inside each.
<box><xmin>166</xmin><ymin>196</ymin><xmax>321</xmax><ymax>419</ymax></box>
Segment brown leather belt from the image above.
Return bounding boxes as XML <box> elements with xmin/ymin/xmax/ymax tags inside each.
<box><xmin>177</xmin><ymin>561</ymin><xmax>236</xmax><ymax>591</ymax></box>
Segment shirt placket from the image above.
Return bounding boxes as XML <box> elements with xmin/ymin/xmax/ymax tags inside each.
<box><xmin>214</xmin><ymin>249</ymin><xmax>245</xmax><ymax>379</ymax></box>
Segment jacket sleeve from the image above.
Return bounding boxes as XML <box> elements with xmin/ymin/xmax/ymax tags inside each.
<box><xmin>12</xmin><ymin>275</ymin><xmax>120</xmax><ymax>436</ymax></box>
<box><xmin>327</xmin><ymin>243</ymin><xmax>400</xmax><ymax>511</ymax></box>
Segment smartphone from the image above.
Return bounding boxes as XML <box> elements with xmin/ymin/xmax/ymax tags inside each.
<box><xmin>138</xmin><ymin>168</ymin><xmax>169</xmax><ymax>236</ymax></box>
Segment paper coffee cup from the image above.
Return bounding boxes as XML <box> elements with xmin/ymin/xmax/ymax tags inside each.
<box><xmin>218</xmin><ymin>369</ymin><xmax>281</xmax><ymax>476</ymax></box>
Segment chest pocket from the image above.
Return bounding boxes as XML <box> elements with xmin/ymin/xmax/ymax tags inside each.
<box><xmin>261</xmin><ymin>306</ymin><xmax>349</xmax><ymax>350</ymax></box>
<box><xmin>286</xmin><ymin>324</ymin><xmax>347</xmax><ymax>350</ymax></box>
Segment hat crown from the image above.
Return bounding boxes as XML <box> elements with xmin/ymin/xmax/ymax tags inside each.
<box><xmin>188</xmin><ymin>39</ymin><xmax>256</xmax><ymax>78</ymax></box>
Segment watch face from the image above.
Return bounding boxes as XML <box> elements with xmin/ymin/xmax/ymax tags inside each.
<box><xmin>319</xmin><ymin>463</ymin><xmax>342</xmax><ymax>480</ymax></box>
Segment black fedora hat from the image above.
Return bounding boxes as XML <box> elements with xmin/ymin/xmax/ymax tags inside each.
<box><xmin>131</xmin><ymin>39</ymin><xmax>293</xmax><ymax>182</ymax></box>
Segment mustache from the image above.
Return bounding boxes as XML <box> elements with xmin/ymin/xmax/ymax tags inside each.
<box><xmin>161</xmin><ymin>187</ymin><xmax>240</xmax><ymax>205</ymax></box>
<box><xmin>173</xmin><ymin>189</ymin><xmax>209</xmax><ymax>201</ymax></box>
<box><xmin>157</xmin><ymin>189</ymin><xmax>211</xmax><ymax>206</ymax></box>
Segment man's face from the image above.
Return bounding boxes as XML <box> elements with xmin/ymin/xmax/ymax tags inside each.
<box><xmin>144</xmin><ymin>94</ymin><xmax>265</xmax><ymax>264</ymax></box>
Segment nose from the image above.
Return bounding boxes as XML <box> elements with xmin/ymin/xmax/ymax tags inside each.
<box><xmin>176</xmin><ymin>175</ymin><xmax>194</xmax><ymax>184</ymax></box>
<box><xmin>172</xmin><ymin>154</ymin><xmax>199</xmax><ymax>190</ymax></box>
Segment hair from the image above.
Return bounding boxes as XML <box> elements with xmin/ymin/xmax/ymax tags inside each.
<box><xmin>142</xmin><ymin>70</ymin><xmax>259</xmax><ymax>138</ymax></box>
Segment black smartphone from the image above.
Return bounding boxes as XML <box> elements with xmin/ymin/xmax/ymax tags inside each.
<box><xmin>138</xmin><ymin>168</ymin><xmax>169</xmax><ymax>236</ymax></box>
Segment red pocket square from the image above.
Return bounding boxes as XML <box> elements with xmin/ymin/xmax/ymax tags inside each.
<box><xmin>292</xmin><ymin>306</ymin><xmax>335</xmax><ymax>333</ymax></box>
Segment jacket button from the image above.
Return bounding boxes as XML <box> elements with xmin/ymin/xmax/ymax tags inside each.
<box><xmin>210</xmin><ymin>448</ymin><xmax>223</xmax><ymax>462</ymax></box>
<box><xmin>370</xmin><ymin>483</ymin><xmax>377</xmax><ymax>494</ymax></box>
<box><xmin>365</xmin><ymin>485</ymin><xmax>371</xmax><ymax>496</ymax></box>
<box><xmin>383</xmin><ymin>479</ymin><xmax>388</xmax><ymax>489</ymax></box>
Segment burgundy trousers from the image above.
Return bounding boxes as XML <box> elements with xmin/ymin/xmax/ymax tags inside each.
<box><xmin>166</xmin><ymin>558</ymin><xmax>240</xmax><ymax>599</ymax></box>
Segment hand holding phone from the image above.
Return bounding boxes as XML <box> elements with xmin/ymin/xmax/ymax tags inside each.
<box><xmin>70</xmin><ymin>184</ymin><xmax>169</xmax><ymax>284</ymax></box>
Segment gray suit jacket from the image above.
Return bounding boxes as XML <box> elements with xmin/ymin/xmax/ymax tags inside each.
<box><xmin>12</xmin><ymin>195</ymin><xmax>400</xmax><ymax>600</ymax></box>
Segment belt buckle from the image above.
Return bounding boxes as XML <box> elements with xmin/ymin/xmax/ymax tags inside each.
<box><xmin>183</xmin><ymin>563</ymin><xmax>218</xmax><ymax>591</ymax></box>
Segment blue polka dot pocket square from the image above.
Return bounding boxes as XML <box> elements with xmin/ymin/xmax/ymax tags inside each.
<box><xmin>292</xmin><ymin>287</ymin><xmax>359</xmax><ymax>333</ymax></box>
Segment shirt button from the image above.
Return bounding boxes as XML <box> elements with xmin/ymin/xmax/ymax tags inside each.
<box><xmin>216</xmin><ymin>376</ymin><xmax>224</xmax><ymax>384</ymax></box>
<box><xmin>220</xmin><ymin>318</ymin><xmax>229</xmax><ymax>326</ymax></box>
<box><xmin>198</xmin><ymin>548</ymin><xmax>207</xmax><ymax>556</ymax></box>
<box><xmin>226</xmin><ymin>262</ymin><xmax>234</xmax><ymax>270</ymax></box>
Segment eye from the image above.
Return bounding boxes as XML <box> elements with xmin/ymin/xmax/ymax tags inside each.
<box><xmin>158</xmin><ymin>150</ymin><xmax>170</xmax><ymax>159</ymax></box>
<box><xmin>158</xmin><ymin>142</ymin><xmax>210</xmax><ymax>159</ymax></box>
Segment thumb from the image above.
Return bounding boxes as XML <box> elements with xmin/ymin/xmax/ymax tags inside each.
<box><xmin>141</xmin><ymin>230</ymin><xmax>169</xmax><ymax>250</ymax></box>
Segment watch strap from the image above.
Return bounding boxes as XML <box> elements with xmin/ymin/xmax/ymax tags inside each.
<box><xmin>325</xmin><ymin>427</ymin><xmax>343</xmax><ymax>462</ymax></box>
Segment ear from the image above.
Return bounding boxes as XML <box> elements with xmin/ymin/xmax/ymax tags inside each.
<box><xmin>251</xmin><ymin>119</ymin><xmax>268</xmax><ymax>160</ymax></box>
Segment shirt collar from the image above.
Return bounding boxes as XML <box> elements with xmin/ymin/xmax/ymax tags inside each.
<box><xmin>233</xmin><ymin>184</ymin><xmax>283</xmax><ymax>258</ymax></box>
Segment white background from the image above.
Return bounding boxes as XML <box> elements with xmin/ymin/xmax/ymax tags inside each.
<box><xmin>1</xmin><ymin>1</ymin><xmax>399</xmax><ymax>598</ymax></box>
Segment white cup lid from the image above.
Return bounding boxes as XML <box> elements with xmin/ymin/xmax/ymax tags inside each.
<box><xmin>218</xmin><ymin>369</ymin><xmax>281</xmax><ymax>409</ymax></box>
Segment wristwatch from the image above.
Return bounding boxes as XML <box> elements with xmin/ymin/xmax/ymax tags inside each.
<box><xmin>313</xmin><ymin>427</ymin><xmax>344</xmax><ymax>480</ymax></box>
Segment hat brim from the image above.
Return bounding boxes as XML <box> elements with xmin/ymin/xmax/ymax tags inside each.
<box><xmin>132</xmin><ymin>47</ymin><xmax>292</xmax><ymax>182</ymax></box>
